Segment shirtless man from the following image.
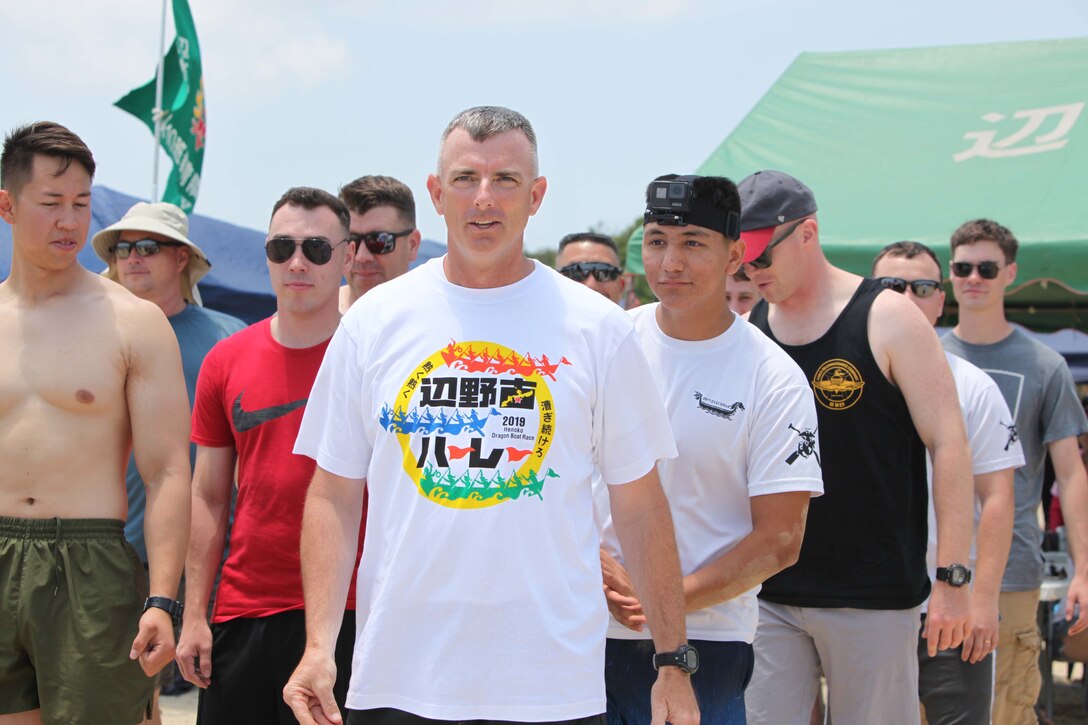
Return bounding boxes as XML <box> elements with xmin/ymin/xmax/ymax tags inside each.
<box><xmin>0</xmin><ymin>122</ymin><xmax>191</xmax><ymax>725</ymax></box>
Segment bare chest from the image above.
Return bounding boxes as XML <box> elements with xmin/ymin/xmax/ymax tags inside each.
<box><xmin>0</xmin><ymin>306</ymin><xmax>128</xmax><ymax>418</ymax></box>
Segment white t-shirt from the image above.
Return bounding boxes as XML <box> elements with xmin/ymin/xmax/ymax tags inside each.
<box><xmin>595</xmin><ymin>304</ymin><xmax>823</xmax><ymax>644</ymax></box>
<box><xmin>295</xmin><ymin>258</ymin><xmax>677</xmax><ymax>721</ymax></box>
<box><xmin>921</xmin><ymin>352</ymin><xmax>1025</xmax><ymax>612</ymax></box>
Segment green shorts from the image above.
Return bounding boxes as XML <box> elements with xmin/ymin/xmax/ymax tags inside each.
<box><xmin>0</xmin><ymin>517</ymin><xmax>155</xmax><ymax>725</ymax></box>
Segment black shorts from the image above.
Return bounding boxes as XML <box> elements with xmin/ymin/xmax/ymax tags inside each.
<box><xmin>197</xmin><ymin>609</ymin><xmax>355</xmax><ymax>725</ymax></box>
<box><xmin>347</xmin><ymin>709</ymin><xmax>606</xmax><ymax>725</ymax></box>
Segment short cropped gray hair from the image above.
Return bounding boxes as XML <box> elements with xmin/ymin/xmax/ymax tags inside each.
<box><xmin>438</xmin><ymin>106</ymin><xmax>539</xmax><ymax>176</ymax></box>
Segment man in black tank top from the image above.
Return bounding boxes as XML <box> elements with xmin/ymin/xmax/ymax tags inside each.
<box><xmin>736</xmin><ymin>171</ymin><xmax>975</xmax><ymax>725</ymax></box>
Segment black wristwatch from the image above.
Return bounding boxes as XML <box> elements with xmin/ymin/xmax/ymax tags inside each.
<box><xmin>652</xmin><ymin>643</ymin><xmax>699</xmax><ymax>674</ymax></box>
<box><xmin>144</xmin><ymin>596</ymin><xmax>184</xmax><ymax>627</ymax></box>
<box><xmin>935</xmin><ymin>564</ymin><xmax>972</xmax><ymax>587</ymax></box>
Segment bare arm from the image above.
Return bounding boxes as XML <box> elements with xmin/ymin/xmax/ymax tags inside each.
<box><xmin>176</xmin><ymin>444</ymin><xmax>235</xmax><ymax>687</ymax></box>
<box><xmin>962</xmin><ymin>467</ymin><xmax>1014</xmax><ymax>663</ymax></box>
<box><xmin>873</xmin><ymin>293</ymin><xmax>973</xmax><ymax>654</ymax></box>
<box><xmin>608</xmin><ymin>468</ymin><xmax>698</xmax><ymax>725</ymax></box>
<box><xmin>126</xmin><ymin>306</ymin><xmax>192</xmax><ymax>675</ymax></box>
<box><xmin>283</xmin><ymin>466</ymin><xmax>365</xmax><ymax>725</ymax></box>
<box><xmin>1052</xmin><ymin>435</ymin><xmax>1088</xmax><ymax>634</ymax></box>
<box><xmin>684</xmin><ymin>491</ymin><xmax>809</xmax><ymax>612</ymax></box>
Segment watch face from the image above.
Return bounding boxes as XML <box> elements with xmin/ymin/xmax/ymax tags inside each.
<box><xmin>950</xmin><ymin>567</ymin><xmax>967</xmax><ymax>586</ymax></box>
<box><xmin>684</xmin><ymin>649</ymin><xmax>698</xmax><ymax>670</ymax></box>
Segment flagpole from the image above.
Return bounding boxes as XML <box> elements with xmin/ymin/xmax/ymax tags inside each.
<box><xmin>152</xmin><ymin>0</ymin><xmax>168</xmax><ymax>201</ymax></box>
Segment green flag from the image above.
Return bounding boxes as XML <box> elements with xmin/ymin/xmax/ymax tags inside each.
<box><xmin>115</xmin><ymin>0</ymin><xmax>205</xmax><ymax>213</ymax></box>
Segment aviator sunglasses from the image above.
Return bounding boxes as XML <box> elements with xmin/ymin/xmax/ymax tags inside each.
<box><xmin>951</xmin><ymin>261</ymin><xmax>1002</xmax><ymax>280</ymax></box>
<box><xmin>110</xmin><ymin>239</ymin><xmax>183</xmax><ymax>259</ymax></box>
<box><xmin>558</xmin><ymin>261</ymin><xmax>623</xmax><ymax>283</ymax></box>
<box><xmin>877</xmin><ymin>277</ymin><xmax>942</xmax><ymax>298</ymax></box>
<box><xmin>348</xmin><ymin>229</ymin><xmax>414</xmax><ymax>255</ymax></box>
<box><xmin>745</xmin><ymin>219</ymin><xmax>805</xmax><ymax>271</ymax></box>
<box><xmin>265</xmin><ymin>236</ymin><xmax>348</xmax><ymax>265</ymax></box>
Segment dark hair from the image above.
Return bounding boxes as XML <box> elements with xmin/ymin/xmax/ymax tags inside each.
<box><xmin>270</xmin><ymin>187</ymin><xmax>350</xmax><ymax>233</ymax></box>
<box><xmin>645</xmin><ymin>174</ymin><xmax>741</xmax><ymax>237</ymax></box>
<box><xmin>439</xmin><ymin>106</ymin><xmax>538</xmax><ymax>174</ymax></box>
<box><xmin>950</xmin><ymin>219</ymin><xmax>1018</xmax><ymax>263</ymax></box>
<box><xmin>339</xmin><ymin>175</ymin><xmax>416</xmax><ymax>226</ymax></box>
<box><xmin>873</xmin><ymin>240</ymin><xmax>944</xmax><ymax>283</ymax></box>
<box><xmin>558</xmin><ymin>232</ymin><xmax>618</xmax><ymax>255</ymax></box>
<box><xmin>731</xmin><ymin>267</ymin><xmax>751</xmax><ymax>283</ymax></box>
<box><xmin>2</xmin><ymin>121</ymin><xmax>96</xmax><ymax>195</ymax></box>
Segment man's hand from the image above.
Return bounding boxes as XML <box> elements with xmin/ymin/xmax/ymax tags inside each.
<box><xmin>283</xmin><ymin>648</ymin><xmax>342</xmax><ymax>725</ymax></box>
<box><xmin>924</xmin><ymin>583</ymin><xmax>971</xmax><ymax>657</ymax></box>
<box><xmin>649</xmin><ymin>667</ymin><xmax>699</xmax><ymax>725</ymax></box>
<box><xmin>130</xmin><ymin>607</ymin><xmax>176</xmax><ymax>676</ymax></box>
<box><xmin>176</xmin><ymin>615</ymin><xmax>214</xmax><ymax>688</ymax></box>
<box><xmin>960</xmin><ymin>596</ymin><xmax>998</xmax><ymax>664</ymax></box>
<box><xmin>1065</xmin><ymin>574</ymin><xmax>1088</xmax><ymax>636</ymax></box>
<box><xmin>601</xmin><ymin>549</ymin><xmax>645</xmax><ymax>631</ymax></box>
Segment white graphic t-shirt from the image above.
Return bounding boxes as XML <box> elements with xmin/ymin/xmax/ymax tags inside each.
<box><xmin>295</xmin><ymin>258</ymin><xmax>676</xmax><ymax>721</ymax></box>
<box><xmin>921</xmin><ymin>352</ymin><xmax>1025</xmax><ymax>613</ymax></box>
<box><xmin>596</xmin><ymin>305</ymin><xmax>823</xmax><ymax>644</ymax></box>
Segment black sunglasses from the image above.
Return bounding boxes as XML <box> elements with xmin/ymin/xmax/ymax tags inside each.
<box><xmin>559</xmin><ymin>261</ymin><xmax>623</xmax><ymax>283</ymax></box>
<box><xmin>877</xmin><ymin>277</ymin><xmax>942</xmax><ymax>298</ymax></box>
<box><xmin>265</xmin><ymin>236</ymin><xmax>348</xmax><ymax>265</ymax></box>
<box><xmin>951</xmin><ymin>261</ymin><xmax>1001</xmax><ymax>280</ymax></box>
<box><xmin>110</xmin><ymin>239</ymin><xmax>183</xmax><ymax>259</ymax></box>
<box><xmin>348</xmin><ymin>229</ymin><xmax>414</xmax><ymax>255</ymax></box>
<box><xmin>746</xmin><ymin>220</ymin><xmax>805</xmax><ymax>270</ymax></box>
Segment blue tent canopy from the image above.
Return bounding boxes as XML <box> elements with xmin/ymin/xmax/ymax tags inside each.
<box><xmin>1</xmin><ymin>186</ymin><xmax>446</xmax><ymax>323</ymax></box>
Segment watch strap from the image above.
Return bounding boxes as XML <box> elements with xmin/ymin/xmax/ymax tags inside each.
<box><xmin>144</xmin><ymin>596</ymin><xmax>184</xmax><ymax>626</ymax></box>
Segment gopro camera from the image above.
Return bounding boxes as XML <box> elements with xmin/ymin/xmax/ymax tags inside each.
<box><xmin>647</xmin><ymin>179</ymin><xmax>693</xmax><ymax>213</ymax></box>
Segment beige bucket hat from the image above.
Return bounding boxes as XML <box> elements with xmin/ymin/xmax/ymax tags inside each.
<box><xmin>92</xmin><ymin>201</ymin><xmax>211</xmax><ymax>305</ymax></box>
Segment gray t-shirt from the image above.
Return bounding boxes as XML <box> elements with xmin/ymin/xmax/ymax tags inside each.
<box><xmin>943</xmin><ymin>328</ymin><xmax>1088</xmax><ymax>591</ymax></box>
<box><xmin>124</xmin><ymin>304</ymin><xmax>246</xmax><ymax>561</ymax></box>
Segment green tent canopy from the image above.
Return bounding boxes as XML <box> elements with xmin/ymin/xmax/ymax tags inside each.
<box><xmin>628</xmin><ymin>37</ymin><xmax>1088</xmax><ymax>331</ymax></box>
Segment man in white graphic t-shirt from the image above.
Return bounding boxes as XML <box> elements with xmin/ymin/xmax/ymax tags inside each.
<box><xmin>284</xmin><ymin>106</ymin><xmax>698</xmax><ymax>725</ymax></box>
<box><xmin>873</xmin><ymin>241</ymin><xmax>1020</xmax><ymax>725</ymax></box>
<box><xmin>596</xmin><ymin>174</ymin><xmax>823</xmax><ymax>724</ymax></box>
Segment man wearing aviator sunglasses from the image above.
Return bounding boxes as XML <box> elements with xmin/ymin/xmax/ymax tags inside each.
<box><xmin>874</xmin><ymin>240</ymin><xmax>1020</xmax><ymax>725</ymax></box>
<box><xmin>943</xmin><ymin>219</ymin><xmax>1088</xmax><ymax>725</ymax></box>
<box><xmin>177</xmin><ymin>187</ymin><xmax>363</xmax><ymax>724</ymax></box>
<box><xmin>337</xmin><ymin>175</ymin><xmax>421</xmax><ymax>312</ymax></box>
<box><xmin>555</xmin><ymin>231</ymin><xmax>626</xmax><ymax>304</ymax></box>
<box><xmin>740</xmin><ymin>171</ymin><xmax>974</xmax><ymax>725</ymax></box>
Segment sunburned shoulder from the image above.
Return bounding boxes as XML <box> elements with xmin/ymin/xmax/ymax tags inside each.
<box><xmin>870</xmin><ymin>285</ymin><xmax>931</xmax><ymax>336</ymax></box>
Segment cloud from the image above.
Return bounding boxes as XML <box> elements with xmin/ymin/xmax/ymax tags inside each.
<box><xmin>325</xmin><ymin>0</ymin><xmax>707</xmax><ymax>28</ymax></box>
<box><xmin>0</xmin><ymin>0</ymin><xmax>348</xmax><ymax>102</ymax></box>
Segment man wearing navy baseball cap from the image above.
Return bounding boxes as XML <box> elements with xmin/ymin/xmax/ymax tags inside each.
<box><xmin>738</xmin><ymin>170</ymin><xmax>974</xmax><ymax>725</ymax></box>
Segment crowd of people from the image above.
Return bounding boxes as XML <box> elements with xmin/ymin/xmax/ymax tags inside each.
<box><xmin>1</xmin><ymin>106</ymin><xmax>1086</xmax><ymax>725</ymax></box>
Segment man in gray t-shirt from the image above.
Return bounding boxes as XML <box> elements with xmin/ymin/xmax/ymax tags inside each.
<box><xmin>942</xmin><ymin>218</ymin><xmax>1088</xmax><ymax>725</ymax></box>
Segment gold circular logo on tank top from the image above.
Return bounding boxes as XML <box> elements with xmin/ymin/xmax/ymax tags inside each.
<box><xmin>811</xmin><ymin>358</ymin><xmax>865</xmax><ymax>411</ymax></box>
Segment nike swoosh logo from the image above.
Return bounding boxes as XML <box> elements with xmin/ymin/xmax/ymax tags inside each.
<box><xmin>232</xmin><ymin>392</ymin><xmax>308</xmax><ymax>433</ymax></box>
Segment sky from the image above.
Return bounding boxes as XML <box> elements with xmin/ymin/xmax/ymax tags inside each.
<box><xmin>3</xmin><ymin>0</ymin><xmax>1087</xmax><ymax>252</ymax></box>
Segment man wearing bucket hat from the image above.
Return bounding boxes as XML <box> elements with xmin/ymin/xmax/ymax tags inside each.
<box><xmin>738</xmin><ymin>170</ymin><xmax>974</xmax><ymax>724</ymax></box>
<box><xmin>94</xmin><ymin>202</ymin><xmax>244</xmax><ymax>569</ymax></box>
<box><xmin>93</xmin><ymin>202</ymin><xmax>244</xmax><ymax>723</ymax></box>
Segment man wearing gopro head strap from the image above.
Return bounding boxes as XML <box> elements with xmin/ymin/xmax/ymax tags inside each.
<box><xmin>595</xmin><ymin>174</ymin><xmax>823</xmax><ymax>724</ymax></box>
<box><xmin>739</xmin><ymin>170</ymin><xmax>974</xmax><ymax>724</ymax></box>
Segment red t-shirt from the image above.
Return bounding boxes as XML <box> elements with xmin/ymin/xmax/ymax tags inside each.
<box><xmin>192</xmin><ymin>317</ymin><xmax>364</xmax><ymax>623</ymax></box>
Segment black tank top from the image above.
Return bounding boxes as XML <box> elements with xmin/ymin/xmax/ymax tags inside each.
<box><xmin>749</xmin><ymin>278</ymin><xmax>929</xmax><ymax>609</ymax></box>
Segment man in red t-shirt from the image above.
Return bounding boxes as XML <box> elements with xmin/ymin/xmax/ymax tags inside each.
<box><xmin>175</xmin><ymin>187</ymin><xmax>361</xmax><ymax>723</ymax></box>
